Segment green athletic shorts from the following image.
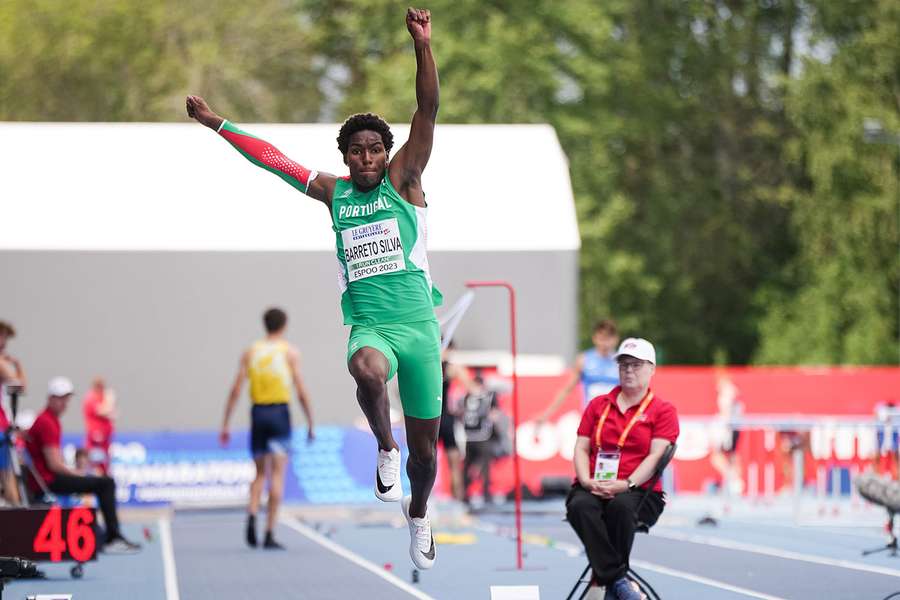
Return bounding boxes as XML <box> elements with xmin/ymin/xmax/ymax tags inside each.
<box><xmin>346</xmin><ymin>319</ymin><xmax>442</xmax><ymax>419</ymax></box>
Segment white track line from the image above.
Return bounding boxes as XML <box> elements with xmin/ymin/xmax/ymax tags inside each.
<box><xmin>653</xmin><ymin>529</ymin><xmax>900</xmax><ymax>578</ymax></box>
<box><xmin>630</xmin><ymin>559</ymin><xmax>787</xmax><ymax>600</ymax></box>
<box><xmin>158</xmin><ymin>517</ymin><xmax>181</xmax><ymax>600</ymax></box>
<box><xmin>280</xmin><ymin>516</ymin><xmax>436</xmax><ymax>600</ymax></box>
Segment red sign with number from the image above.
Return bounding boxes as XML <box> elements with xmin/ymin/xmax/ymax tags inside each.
<box><xmin>0</xmin><ymin>506</ymin><xmax>97</xmax><ymax>562</ymax></box>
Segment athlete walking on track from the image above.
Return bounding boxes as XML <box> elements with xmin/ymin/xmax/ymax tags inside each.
<box><xmin>221</xmin><ymin>308</ymin><xmax>315</xmax><ymax>550</ymax></box>
<box><xmin>188</xmin><ymin>7</ymin><xmax>442</xmax><ymax>568</ymax></box>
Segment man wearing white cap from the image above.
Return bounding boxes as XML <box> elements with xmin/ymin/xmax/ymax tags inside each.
<box><xmin>566</xmin><ymin>338</ymin><xmax>679</xmax><ymax>600</ymax></box>
<box><xmin>26</xmin><ymin>377</ymin><xmax>140</xmax><ymax>554</ymax></box>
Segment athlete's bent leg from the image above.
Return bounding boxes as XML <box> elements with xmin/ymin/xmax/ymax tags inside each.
<box><xmin>349</xmin><ymin>348</ymin><xmax>397</xmax><ymax>452</ymax></box>
<box><xmin>405</xmin><ymin>415</ymin><xmax>440</xmax><ymax>518</ymax></box>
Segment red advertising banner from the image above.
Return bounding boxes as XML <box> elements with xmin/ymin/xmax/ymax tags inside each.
<box><xmin>437</xmin><ymin>366</ymin><xmax>900</xmax><ymax>498</ymax></box>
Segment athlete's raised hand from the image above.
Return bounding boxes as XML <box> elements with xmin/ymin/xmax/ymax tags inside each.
<box><xmin>406</xmin><ymin>7</ymin><xmax>431</xmax><ymax>44</ymax></box>
<box><xmin>186</xmin><ymin>95</ymin><xmax>224</xmax><ymax>131</ymax></box>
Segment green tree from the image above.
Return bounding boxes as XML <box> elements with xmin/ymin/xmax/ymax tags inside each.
<box><xmin>0</xmin><ymin>0</ymin><xmax>323</xmax><ymax>122</ymax></box>
<box><xmin>571</xmin><ymin>0</ymin><xmax>802</xmax><ymax>363</ymax></box>
<box><xmin>755</xmin><ymin>0</ymin><xmax>900</xmax><ymax>364</ymax></box>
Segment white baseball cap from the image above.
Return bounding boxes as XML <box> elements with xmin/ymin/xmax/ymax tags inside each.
<box><xmin>47</xmin><ymin>376</ymin><xmax>74</xmax><ymax>397</ymax></box>
<box><xmin>615</xmin><ymin>338</ymin><xmax>656</xmax><ymax>365</ymax></box>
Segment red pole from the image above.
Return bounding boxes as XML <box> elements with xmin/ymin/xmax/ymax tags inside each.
<box><xmin>465</xmin><ymin>280</ymin><xmax>523</xmax><ymax>570</ymax></box>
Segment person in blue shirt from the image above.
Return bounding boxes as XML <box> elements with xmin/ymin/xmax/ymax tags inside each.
<box><xmin>538</xmin><ymin>320</ymin><xmax>620</xmax><ymax>426</ymax></box>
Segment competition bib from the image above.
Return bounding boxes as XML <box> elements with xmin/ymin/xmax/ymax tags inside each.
<box><xmin>341</xmin><ymin>218</ymin><xmax>407</xmax><ymax>282</ymax></box>
<box><xmin>594</xmin><ymin>450</ymin><xmax>621</xmax><ymax>481</ymax></box>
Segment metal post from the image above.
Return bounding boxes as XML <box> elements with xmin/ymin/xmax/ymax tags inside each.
<box><xmin>465</xmin><ymin>280</ymin><xmax>523</xmax><ymax>570</ymax></box>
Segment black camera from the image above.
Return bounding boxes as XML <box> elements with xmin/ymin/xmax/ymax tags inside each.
<box><xmin>0</xmin><ymin>556</ymin><xmax>39</xmax><ymax>579</ymax></box>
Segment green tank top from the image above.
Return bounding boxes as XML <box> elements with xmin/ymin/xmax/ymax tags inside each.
<box><xmin>331</xmin><ymin>175</ymin><xmax>442</xmax><ymax>325</ymax></box>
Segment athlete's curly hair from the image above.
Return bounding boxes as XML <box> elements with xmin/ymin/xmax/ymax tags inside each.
<box><xmin>337</xmin><ymin>113</ymin><xmax>394</xmax><ymax>156</ymax></box>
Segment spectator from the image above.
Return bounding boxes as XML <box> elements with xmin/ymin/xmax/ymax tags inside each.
<box><xmin>566</xmin><ymin>338</ymin><xmax>679</xmax><ymax>600</ymax></box>
<box><xmin>0</xmin><ymin>320</ymin><xmax>26</xmax><ymax>506</ymax></box>
<box><xmin>74</xmin><ymin>448</ymin><xmax>90</xmax><ymax>476</ymax></box>
<box><xmin>83</xmin><ymin>377</ymin><xmax>117</xmax><ymax>475</ymax></box>
<box><xmin>461</xmin><ymin>373</ymin><xmax>500</xmax><ymax>508</ymax></box>
<box><xmin>709</xmin><ymin>370</ymin><xmax>744</xmax><ymax>494</ymax></box>
<box><xmin>26</xmin><ymin>377</ymin><xmax>140</xmax><ymax>553</ymax></box>
<box><xmin>538</xmin><ymin>319</ymin><xmax>620</xmax><ymax>425</ymax></box>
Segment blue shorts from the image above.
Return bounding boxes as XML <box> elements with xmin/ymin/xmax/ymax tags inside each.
<box><xmin>250</xmin><ymin>404</ymin><xmax>292</xmax><ymax>457</ymax></box>
<box><xmin>0</xmin><ymin>438</ymin><xmax>9</xmax><ymax>470</ymax></box>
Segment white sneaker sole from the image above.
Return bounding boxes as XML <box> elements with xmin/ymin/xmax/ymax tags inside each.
<box><xmin>401</xmin><ymin>495</ymin><xmax>435</xmax><ymax>570</ymax></box>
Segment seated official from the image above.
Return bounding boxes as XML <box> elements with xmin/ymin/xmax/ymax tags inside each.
<box><xmin>26</xmin><ymin>377</ymin><xmax>140</xmax><ymax>553</ymax></box>
<box><xmin>566</xmin><ymin>338</ymin><xmax>679</xmax><ymax>600</ymax></box>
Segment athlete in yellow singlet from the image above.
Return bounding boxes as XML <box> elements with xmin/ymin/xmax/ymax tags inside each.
<box><xmin>220</xmin><ymin>307</ymin><xmax>314</xmax><ymax>549</ymax></box>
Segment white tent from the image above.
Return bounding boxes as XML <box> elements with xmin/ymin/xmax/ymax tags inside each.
<box><xmin>2</xmin><ymin>122</ymin><xmax>578</xmax><ymax>252</ymax></box>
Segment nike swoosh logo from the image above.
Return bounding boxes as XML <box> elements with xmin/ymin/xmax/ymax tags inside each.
<box><xmin>423</xmin><ymin>537</ymin><xmax>435</xmax><ymax>560</ymax></box>
<box><xmin>376</xmin><ymin>470</ymin><xmax>394</xmax><ymax>494</ymax></box>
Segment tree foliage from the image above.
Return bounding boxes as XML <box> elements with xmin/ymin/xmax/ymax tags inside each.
<box><xmin>0</xmin><ymin>0</ymin><xmax>322</xmax><ymax>122</ymax></box>
<box><xmin>1</xmin><ymin>0</ymin><xmax>896</xmax><ymax>364</ymax></box>
<box><xmin>754</xmin><ymin>0</ymin><xmax>900</xmax><ymax>364</ymax></box>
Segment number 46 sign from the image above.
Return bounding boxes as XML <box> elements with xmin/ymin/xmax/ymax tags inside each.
<box><xmin>0</xmin><ymin>506</ymin><xmax>98</xmax><ymax>563</ymax></box>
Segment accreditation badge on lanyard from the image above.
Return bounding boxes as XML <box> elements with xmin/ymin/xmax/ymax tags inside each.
<box><xmin>594</xmin><ymin>450</ymin><xmax>621</xmax><ymax>482</ymax></box>
<box><xmin>592</xmin><ymin>391</ymin><xmax>654</xmax><ymax>482</ymax></box>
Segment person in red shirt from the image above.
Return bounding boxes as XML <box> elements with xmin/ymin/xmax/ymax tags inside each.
<box><xmin>27</xmin><ymin>377</ymin><xmax>140</xmax><ymax>553</ymax></box>
<box><xmin>82</xmin><ymin>377</ymin><xmax>116</xmax><ymax>475</ymax></box>
<box><xmin>566</xmin><ymin>338</ymin><xmax>679</xmax><ymax>600</ymax></box>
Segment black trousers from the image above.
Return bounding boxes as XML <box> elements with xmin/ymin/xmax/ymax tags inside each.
<box><xmin>565</xmin><ymin>484</ymin><xmax>665</xmax><ymax>585</ymax></box>
<box><xmin>463</xmin><ymin>440</ymin><xmax>493</xmax><ymax>501</ymax></box>
<box><xmin>49</xmin><ymin>474</ymin><xmax>120</xmax><ymax>542</ymax></box>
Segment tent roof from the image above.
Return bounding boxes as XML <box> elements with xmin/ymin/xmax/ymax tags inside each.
<box><xmin>1</xmin><ymin>122</ymin><xmax>580</xmax><ymax>252</ymax></box>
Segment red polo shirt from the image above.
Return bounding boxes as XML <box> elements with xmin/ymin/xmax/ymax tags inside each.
<box><xmin>26</xmin><ymin>408</ymin><xmax>61</xmax><ymax>486</ymax></box>
<box><xmin>0</xmin><ymin>404</ymin><xmax>7</xmax><ymax>430</ymax></box>
<box><xmin>576</xmin><ymin>386</ymin><xmax>679</xmax><ymax>492</ymax></box>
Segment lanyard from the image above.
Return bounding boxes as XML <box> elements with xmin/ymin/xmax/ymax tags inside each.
<box><xmin>594</xmin><ymin>390</ymin><xmax>654</xmax><ymax>450</ymax></box>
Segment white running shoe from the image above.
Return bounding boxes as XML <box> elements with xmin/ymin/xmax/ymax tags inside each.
<box><xmin>102</xmin><ymin>536</ymin><xmax>142</xmax><ymax>555</ymax></box>
<box><xmin>375</xmin><ymin>448</ymin><xmax>402</xmax><ymax>502</ymax></box>
<box><xmin>401</xmin><ymin>495</ymin><xmax>436</xmax><ymax>570</ymax></box>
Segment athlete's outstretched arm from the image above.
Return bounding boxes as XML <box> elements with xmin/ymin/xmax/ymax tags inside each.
<box><xmin>537</xmin><ymin>353</ymin><xmax>586</xmax><ymax>425</ymax></box>
<box><xmin>220</xmin><ymin>350</ymin><xmax>249</xmax><ymax>447</ymax></box>
<box><xmin>185</xmin><ymin>95</ymin><xmax>337</xmax><ymax>204</ymax></box>
<box><xmin>388</xmin><ymin>8</ymin><xmax>438</xmax><ymax>206</ymax></box>
<box><xmin>287</xmin><ymin>347</ymin><xmax>315</xmax><ymax>442</ymax></box>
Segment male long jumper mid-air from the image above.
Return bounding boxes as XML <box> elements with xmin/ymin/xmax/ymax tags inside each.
<box><xmin>187</xmin><ymin>7</ymin><xmax>443</xmax><ymax>569</ymax></box>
